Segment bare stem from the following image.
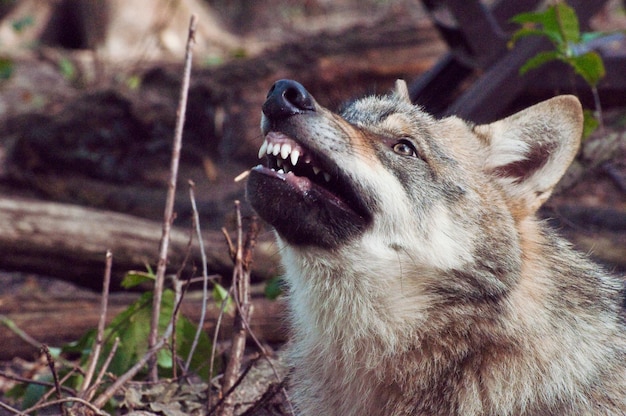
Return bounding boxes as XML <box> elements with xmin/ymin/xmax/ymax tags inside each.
<box><xmin>24</xmin><ymin>397</ymin><xmax>109</xmax><ymax>416</ymax></box>
<box><xmin>80</xmin><ymin>250</ymin><xmax>113</xmax><ymax>397</ymax></box>
<box><xmin>0</xmin><ymin>399</ymin><xmax>26</xmax><ymax>415</ymax></box>
<box><xmin>591</xmin><ymin>86</ymin><xmax>604</xmax><ymax>131</ymax></box>
<box><xmin>83</xmin><ymin>337</ymin><xmax>120</xmax><ymax>402</ymax></box>
<box><xmin>0</xmin><ymin>315</ymin><xmax>42</xmax><ymax>350</ymax></box>
<box><xmin>184</xmin><ymin>180</ymin><xmax>211</xmax><ymax>373</ymax></box>
<box><xmin>219</xmin><ymin>201</ymin><xmax>252</xmax><ymax>416</ymax></box>
<box><xmin>148</xmin><ymin>13</ymin><xmax>197</xmax><ymax>380</ymax></box>
<box><xmin>41</xmin><ymin>345</ymin><xmax>67</xmax><ymax>416</ymax></box>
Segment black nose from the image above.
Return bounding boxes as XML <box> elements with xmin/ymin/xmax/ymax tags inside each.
<box><xmin>262</xmin><ymin>79</ymin><xmax>315</xmax><ymax>119</ymax></box>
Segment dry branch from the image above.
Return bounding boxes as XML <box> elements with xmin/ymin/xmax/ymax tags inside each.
<box><xmin>149</xmin><ymin>13</ymin><xmax>197</xmax><ymax>382</ymax></box>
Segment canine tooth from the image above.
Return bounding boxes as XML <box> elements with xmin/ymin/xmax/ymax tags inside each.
<box><xmin>258</xmin><ymin>140</ymin><xmax>268</xmax><ymax>159</ymax></box>
<box><xmin>280</xmin><ymin>143</ymin><xmax>292</xmax><ymax>160</ymax></box>
<box><xmin>312</xmin><ymin>166</ymin><xmax>321</xmax><ymax>175</ymax></box>
<box><xmin>323</xmin><ymin>172</ymin><xmax>331</xmax><ymax>182</ymax></box>
<box><xmin>277</xmin><ymin>159</ymin><xmax>283</xmax><ymax>167</ymax></box>
<box><xmin>267</xmin><ymin>142</ymin><xmax>274</xmax><ymax>155</ymax></box>
<box><xmin>290</xmin><ymin>150</ymin><xmax>300</xmax><ymax>166</ymax></box>
<box><xmin>278</xmin><ymin>169</ymin><xmax>285</xmax><ymax>174</ymax></box>
<box><xmin>272</xmin><ymin>144</ymin><xmax>281</xmax><ymax>156</ymax></box>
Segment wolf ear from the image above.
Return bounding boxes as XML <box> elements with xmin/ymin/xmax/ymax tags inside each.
<box><xmin>474</xmin><ymin>95</ymin><xmax>583</xmax><ymax>218</ymax></box>
<box><xmin>394</xmin><ymin>79</ymin><xmax>411</xmax><ymax>104</ymax></box>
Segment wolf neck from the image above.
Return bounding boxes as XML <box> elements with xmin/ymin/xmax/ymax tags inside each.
<box><xmin>278</xmin><ymin>232</ymin><xmax>510</xmax><ymax>365</ymax></box>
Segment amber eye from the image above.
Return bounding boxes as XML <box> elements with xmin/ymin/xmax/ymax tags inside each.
<box><xmin>392</xmin><ymin>140</ymin><xmax>417</xmax><ymax>157</ymax></box>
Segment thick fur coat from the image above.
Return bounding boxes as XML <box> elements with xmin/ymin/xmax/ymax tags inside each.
<box><xmin>246</xmin><ymin>79</ymin><xmax>626</xmax><ymax>415</ymax></box>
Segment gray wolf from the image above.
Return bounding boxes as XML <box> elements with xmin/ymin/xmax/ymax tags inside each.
<box><xmin>246</xmin><ymin>79</ymin><xmax>626</xmax><ymax>415</ymax></box>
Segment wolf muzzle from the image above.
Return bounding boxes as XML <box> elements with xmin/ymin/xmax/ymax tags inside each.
<box><xmin>246</xmin><ymin>80</ymin><xmax>372</xmax><ymax>248</ymax></box>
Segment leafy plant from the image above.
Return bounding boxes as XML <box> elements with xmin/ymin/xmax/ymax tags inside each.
<box><xmin>509</xmin><ymin>1</ymin><xmax>618</xmax><ymax>134</ymax></box>
<box><xmin>0</xmin><ymin>56</ymin><xmax>13</xmax><ymax>80</ymax></box>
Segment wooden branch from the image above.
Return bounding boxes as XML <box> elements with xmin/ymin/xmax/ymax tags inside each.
<box><xmin>0</xmin><ymin>196</ymin><xmax>279</xmax><ymax>290</ymax></box>
<box><xmin>0</xmin><ymin>287</ymin><xmax>286</xmax><ymax>361</ymax></box>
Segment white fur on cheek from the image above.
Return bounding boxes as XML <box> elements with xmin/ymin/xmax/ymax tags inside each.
<box><xmin>351</xmin><ymin>160</ymin><xmax>475</xmax><ymax>271</ymax></box>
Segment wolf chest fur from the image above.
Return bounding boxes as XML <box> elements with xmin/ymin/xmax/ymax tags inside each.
<box><xmin>246</xmin><ymin>79</ymin><xmax>626</xmax><ymax>415</ymax></box>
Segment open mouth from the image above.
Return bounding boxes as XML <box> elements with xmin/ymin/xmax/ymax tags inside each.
<box><xmin>259</xmin><ymin>131</ymin><xmax>336</xmax><ymax>193</ymax></box>
<box><xmin>247</xmin><ymin>131</ymin><xmax>371</xmax><ymax>247</ymax></box>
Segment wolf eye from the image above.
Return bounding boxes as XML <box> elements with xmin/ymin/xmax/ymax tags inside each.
<box><xmin>392</xmin><ymin>140</ymin><xmax>417</xmax><ymax>157</ymax></box>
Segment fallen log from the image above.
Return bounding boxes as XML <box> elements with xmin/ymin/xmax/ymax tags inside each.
<box><xmin>0</xmin><ymin>196</ymin><xmax>280</xmax><ymax>290</ymax></box>
<box><xmin>0</xmin><ymin>284</ymin><xmax>287</xmax><ymax>360</ymax></box>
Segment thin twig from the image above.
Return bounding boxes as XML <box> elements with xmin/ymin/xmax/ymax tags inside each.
<box><xmin>171</xmin><ymin>212</ymin><xmax>197</xmax><ymax>379</ymax></box>
<box><xmin>207</xmin><ymin>356</ymin><xmax>260</xmax><ymax>415</ymax></box>
<box><xmin>170</xmin><ymin>275</ymin><xmax>185</xmax><ymax>379</ymax></box>
<box><xmin>41</xmin><ymin>345</ymin><xmax>67</xmax><ymax>416</ymax></box>
<box><xmin>37</xmin><ymin>366</ymin><xmax>80</xmax><ymax>406</ymax></box>
<box><xmin>84</xmin><ymin>337</ymin><xmax>120</xmax><ymax>402</ymax></box>
<box><xmin>148</xmin><ymin>13</ymin><xmax>197</xmax><ymax>381</ymax></box>
<box><xmin>93</xmin><ymin>323</ymin><xmax>174</xmax><ymax>408</ymax></box>
<box><xmin>219</xmin><ymin>201</ymin><xmax>252</xmax><ymax>416</ymax></box>
<box><xmin>80</xmin><ymin>250</ymin><xmax>113</xmax><ymax>397</ymax></box>
<box><xmin>0</xmin><ymin>315</ymin><xmax>42</xmax><ymax>350</ymax></box>
<box><xmin>0</xmin><ymin>399</ymin><xmax>26</xmax><ymax>415</ymax></box>
<box><xmin>24</xmin><ymin>397</ymin><xmax>109</xmax><ymax>416</ymax></box>
<box><xmin>0</xmin><ymin>371</ymin><xmax>75</xmax><ymax>395</ymax></box>
<box><xmin>184</xmin><ymin>180</ymin><xmax>211</xmax><ymax>373</ymax></box>
<box><xmin>221</xmin><ymin>227</ymin><xmax>236</xmax><ymax>260</ymax></box>
<box><xmin>206</xmin><ymin>284</ymin><xmax>234</xmax><ymax>410</ymax></box>
<box><xmin>225</xmin><ymin>216</ymin><xmax>295</xmax><ymax>415</ymax></box>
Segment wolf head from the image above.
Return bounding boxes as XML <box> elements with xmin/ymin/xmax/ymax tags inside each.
<box><xmin>246</xmin><ymin>79</ymin><xmax>583</xmax><ymax>343</ymax></box>
<box><xmin>247</xmin><ymin>78</ymin><xmax>581</xmax><ymax>267</ymax></box>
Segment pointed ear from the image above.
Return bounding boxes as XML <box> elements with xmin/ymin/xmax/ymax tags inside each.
<box><xmin>394</xmin><ymin>79</ymin><xmax>411</xmax><ymax>104</ymax></box>
<box><xmin>474</xmin><ymin>95</ymin><xmax>583</xmax><ymax>218</ymax></box>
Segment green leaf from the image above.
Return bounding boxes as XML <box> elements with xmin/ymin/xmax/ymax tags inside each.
<box><xmin>21</xmin><ymin>379</ymin><xmax>49</xmax><ymax>409</ymax></box>
<box><xmin>582</xmin><ymin>109</ymin><xmax>599</xmax><ymax>139</ymax></box>
<box><xmin>126</xmin><ymin>74</ymin><xmax>141</xmax><ymax>90</ymax></box>
<box><xmin>157</xmin><ymin>348</ymin><xmax>173</xmax><ymax>369</ymax></box>
<box><xmin>58</xmin><ymin>57</ymin><xmax>75</xmax><ymax>80</ymax></box>
<box><xmin>175</xmin><ymin>314</ymin><xmax>216</xmax><ymax>380</ymax></box>
<box><xmin>519</xmin><ymin>50</ymin><xmax>560</xmax><ymax>75</ymax></box>
<box><xmin>510</xmin><ymin>8</ymin><xmax>563</xmax><ymax>48</ymax></box>
<box><xmin>554</xmin><ymin>2</ymin><xmax>580</xmax><ymax>44</ymax></box>
<box><xmin>0</xmin><ymin>57</ymin><xmax>13</xmax><ymax>80</ymax></box>
<box><xmin>264</xmin><ymin>276</ymin><xmax>284</xmax><ymax>300</ymax></box>
<box><xmin>212</xmin><ymin>283</ymin><xmax>233</xmax><ymax>312</ymax></box>
<box><xmin>122</xmin><ymin>270</ymin><xmax>155</xmax><ymax>289</ymax></box>
<box><xmin>509</xmin><ymin>28</ymin><xmax>549</xmax><ymax>47</ymax></box>
<box><xmin>510</xmin><ymin>10</ymin><xmax>550</xmax><ymax>25</ymax></box>
<box><xmin>538</xmin><ymin>6</ymin><xmax>565</xmax><ymax>47</ymax></box>
<box><xmin>566</xmin><ymin>51</ymin><xmax>605</xmax><ymax>87</ymax></box>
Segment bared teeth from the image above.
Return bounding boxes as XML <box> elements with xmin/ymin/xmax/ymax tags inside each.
<box><xmin>256</xmin><ymin>136</ymin><xmax>332</xmax><ymax>181</ymax></box>
<box><xmin>290</xmin><ymin>150</ymin><xmax>300</xmax><ymax>166</ymax></box>
<box><xmin>280</xmin><ymin>143</ymin><xmax>291</xmax><ymax>160</ymax></box>
<box><xmin>258</xmin><ymin>140</ymin><xmax>268</xmax><ymax>159</ymax></box>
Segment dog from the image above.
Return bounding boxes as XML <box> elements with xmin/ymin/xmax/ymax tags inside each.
<box><xmin>246</xmin><ymin>79</ymin><xmax>626</xmax><ymax>415</ymax></box>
